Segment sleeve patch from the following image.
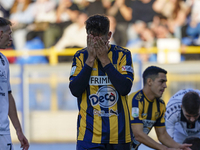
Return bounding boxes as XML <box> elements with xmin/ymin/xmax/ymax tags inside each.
<box><xmin>122</xmin><ymin>65</ymin><xmax>133</xmax><ymax>73</ymax></box>
<box><xmin>70</xmin><ymin>66</ymin><xmax>76</xmax><ymax>76</ymax></box>
<box><xmin>132</xmin><ymin>107</ymin><xmax>139</xmax><ymax>118</ymax></box>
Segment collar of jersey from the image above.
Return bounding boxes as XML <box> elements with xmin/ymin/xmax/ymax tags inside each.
<box><xmin>107</xmin><ymin>44</ymin><xmax>112</xmax><ymax>53</ymax></box>
<box><xmin>142</xmin><ymin>90</ymin><xmax>155</xmax><ymax>102</ymax></box>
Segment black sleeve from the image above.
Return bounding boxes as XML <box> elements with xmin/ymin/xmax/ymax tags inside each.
<box><xmin>104</xmin><ymin>63</ymin><xmax>132</xmax><ymax>96</ymax></box>
<box><xmin>69</xmin><ymin>64</ymin><xmax>92</xmax><ymax>97</ymax></box>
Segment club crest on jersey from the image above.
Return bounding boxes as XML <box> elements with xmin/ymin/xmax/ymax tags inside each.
<box><xmin>142</xmin><ymin>113</ymin><xmax>147</xmax><ymax>118</ymax></box>
<box><xmin>122</xmin><ymin>65</ymin><xmax>133</xmax><ymax>73</ymax></box>
<box><xmin>155</xmin><ymin>112</ymin><xmax>160</xmax><ymax>119</ymax></box>
<box><xmin>89</xmin><ymin>86</ymin><xmax>118</xmax><ymax>108</ymax></box>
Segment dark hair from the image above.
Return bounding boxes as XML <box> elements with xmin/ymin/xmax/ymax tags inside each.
<box><xmin>0</xmin><ymin>17</ymin><xmax>12</xmax><ymax>27</ymax></box>
<box><xmin>182</xmin><ymin>91</ymin><xmax>200</xmax><ymax>114</ymax></box>
<box><xmin>183</xmin><ymin>137</ymin><xmax>200</xmax><ymax>150</ymax></box>
<box><xmin>85</xmin><ymin>14</ymin><xmax>109</xmax><ymax>36</ymax></box>
<box><xmin>143</xmin><ymin>66</ymin><xmax>167</xmax><ymax>85</ymax></box>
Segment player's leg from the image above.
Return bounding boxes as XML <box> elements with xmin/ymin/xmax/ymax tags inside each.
<box><xmin>0</xmin><ymin>134</ymin><xmax>14</xmax><ymax>150</ymax></box>
<box><xmin>76</xmin><ymin>140</ymin><xmax>105</xmax><ymax>150</ymax></box>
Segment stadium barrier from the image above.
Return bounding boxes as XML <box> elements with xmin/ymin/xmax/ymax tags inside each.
<box><xmin>2</xmin><ymin>46</ymin><xmax>200</xmax><ymax>65</ymax></box>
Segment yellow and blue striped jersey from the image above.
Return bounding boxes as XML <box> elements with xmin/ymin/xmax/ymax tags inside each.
<box><xmin>128</xmin><ymin>90</ymin><xmax>166</xmax><ymax>148</ymax></box>
<box><xmin>70</xmin><ymin>45</ymin><xmax>134</xmax><ymax>144</ymax></box>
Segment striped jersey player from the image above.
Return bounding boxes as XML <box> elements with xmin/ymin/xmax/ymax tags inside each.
<box><xmin>69</xmin><ymin>44</ymin><xmax>134</xmax><ymax>144</ymax></box>
<box><xmin>69</xmin><ymin>14</ymin><xmax>134</xmax><ymax>150</ymax></box>
<box><xmin>128</xmin><ymin>66</ymin><xmax>191</xmax><ymax>150</ymax></box>
<box><xmin>128</xmin><ymin>89</ymin><xmax>166</xmax><ymax>149</ymax></box>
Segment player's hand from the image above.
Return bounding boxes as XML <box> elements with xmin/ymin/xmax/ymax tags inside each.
<box><xmin>94</xmin><ymin>36</ymin><xmax>110</xmax><ymax>67</ymax></box>
<box><xmin>179</xmin><ymin>143</ymin><xmax>192</xmax><ymax>150</ymax></box>
<box><xmin>87</xmin><ymin>34</ymin><xmax>97</xmax><ymax>58</ymax></box>
<box><xmin>17</xmin><ymin>130</ymin><xmax>29</xmax><ymax>150</ymax></box>
<box><xmin>86</xmin><ymin>34</ymin><xmax>97</xmax><ymax>67</ymax></box>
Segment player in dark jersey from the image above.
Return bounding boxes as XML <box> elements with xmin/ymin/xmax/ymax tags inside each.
<box><xmin>69</xmin><ymin>14</ymin><xmax>134</xmax><ymax>150</ymax></box>
<box><xmin>128</xmin><ymin>66</ymin><xmax>191</xmax><ymax>150</ymax></box>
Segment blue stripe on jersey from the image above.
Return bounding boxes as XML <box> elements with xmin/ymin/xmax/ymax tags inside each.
<box><xmin>98</xmin><ymin>60</ymin><xmax>110</xmax><ymax>143</ymax></box>
<box><xmin>97</xmin><ymin>59</ymin><xmax>105</xmax><ymax>76</ymax></box>
<box><xmin>77</xmin><ymin>114</ymin><xmax>81</xmax><ymax>138</ymax></box>
<box><xmin>141</xmin><ymin>91</ymin><xmax>145</xmax><ymax>115</ymax></box>
<box><xmin>118</xmin><ymin>97</ymin><xmax>126</xmax><ymax>143</ymax></box>
<box><xmin>156</xmin><ymin>99</ymin><xmax>160</xmax><ymax>113</ymax></box>
<box><xmin>147</xmin><ymin>102</ymin><xmax>152</xmax><ymax>120</ymax></box>
<box><xmin>77</xmin><ymin>97</ymin><xmax>81</xmax><ymax>111</ymax></box>
<box><xmin>76</xmin><ymin>97</ymin><xmax>83</xmax><ymax>141</ymax></box>
<box><xmin>111</xmin><ymin>45</ymin><xmax>118</xmax><ymax>64</ymax></box>
<box><xmin>101</xmin><ymin>111</ymin><xmax>110</xmax><ymax>142</ymax></box>
<box><xmin>155</xmin><ymin>113</ymin><xmax>165</xmax><ymax>126</ymax></box>
<box><xmin>131</xmin><ymin>92</ymin><xmax>139</xmax><ymax>108</ymax></box>
<box><xmin>84</xmin><ymin>87</ymin><xmax>94</xmax><ymax>141</ymax></box>
<box><xmin>84</xmin><ymin>108</ymin><xmax>94</xmax><ymax>141</ymax></box>
<box><xmin>125</xmin><ymin>49</ymin><xmax>132</xmax><ymax>66</ymax></box>
<box><xmin>73</xmin><ymin>50</ymin><xmax>83</xmax><ymax>67</ymax></box>
<box><xmin>124</xmin><ymin>49</ymin><xmax>134</xmax><ymax>82</ymax></box>
<box><xmin>155</xmin><ymin>99</ymin><xmax>165</xmax><ymax>127</ymax></box>
<box><xmin>83</xmin><ymin>49</ymin><xmax>88</xmax><ymax>63</ymax></box>
<box><xmin>131</xmin><ymin>91</ymin><xmax>143</xmax><ymax>124</ymax></box>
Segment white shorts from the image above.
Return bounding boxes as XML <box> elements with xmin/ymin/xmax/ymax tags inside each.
<box><xmin>0</xmin><ymin>134</ymin><xmax>14</xmax><ymax>150</ymax></box>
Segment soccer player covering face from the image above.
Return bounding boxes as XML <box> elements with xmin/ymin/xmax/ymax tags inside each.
<box><xmin>69</xmin><ymin>14</ymin><xmax>134</xmax><ymax>150</ymax></box>
<box><xmin>0</xmin><ymin>17</ymin><xmax>29</xmax><ymax>150</ymax></box>
<box><xmin>165</xmin><ymin>89</ymin><xmax>200</xmax><ymax>144</ymax></box>
<box><xmin>128</xmin><ymin>66</ymin><xmax>192</xmax><ymax>150</ymax></box>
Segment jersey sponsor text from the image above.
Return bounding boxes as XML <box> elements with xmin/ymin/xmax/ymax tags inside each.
<box><xmin>89</xmin><ymin>76</ymin><xmax>111</xmax><ymax>85</ymax></box>
<box><xmin>89</xmin><ymin>86</ymin><xmax>118</xmax><ymax>108</ymax></box>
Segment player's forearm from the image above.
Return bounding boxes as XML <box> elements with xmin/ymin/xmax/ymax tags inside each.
<box><xmin>69</xmin><ymin>64</ymin><xmax>92</xmax><ymax>97</ymax></box>
<box><xmin>158</xmin><ymin>130</ymin><xmax>179</xmax><ymax>148</ymax></box>
<box><xmin>134</xmin><ymin>132</ymin><xmax>168</xmax><ymax>150</ymax></box>
<box><xmin>8</xmin><ymin>93</ymin><xmax>22</xmax><ymax>132</ymax></box>
<box><xmin>104</xmin><ymin>63</ymin><xmax>133</xmax><ymax>96</ymax></box>
<box><xmin>85</xmin><ymin>55</ymin><xmax>95</xmax><ymax>67</ymax></box>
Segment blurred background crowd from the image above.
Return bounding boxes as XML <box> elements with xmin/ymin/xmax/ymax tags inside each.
<box><xmin>1</xmin><ymin>0</ymin><xmax>200</xmax><ymax>63</ymax></box>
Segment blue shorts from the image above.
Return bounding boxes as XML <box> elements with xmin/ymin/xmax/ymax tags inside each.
<box><xmin>77</xmin><ymin>140</ymin><xmax>131</xmax><ymax>150</ymax></box>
